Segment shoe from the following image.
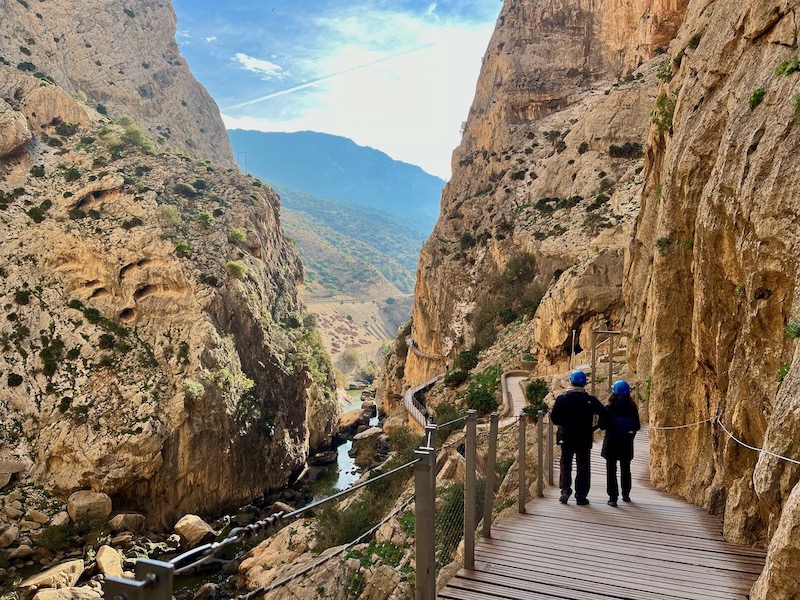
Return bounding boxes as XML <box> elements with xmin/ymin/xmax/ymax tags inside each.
<box><xmin>576</xmin><ymin>498</ymin><xmax>590</xmax><ymax>506</ymax></box>
<box><xmin>607</xmin><ymin>499</ymin><xmax>618</xmax><ymax>507</ymax></box>
<box><xmin>559</xmin><ymin>493</ymin><xmax>570</xmax><ymax>504</ymax></box>
<box><xmin>622</xmin><ymin>496</ymin><xmax>631</xmax><ymax>502</ymax></box>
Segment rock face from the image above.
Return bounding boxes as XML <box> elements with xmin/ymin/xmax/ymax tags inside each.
<box><xmin>624</xmin><ymin>1</ymin><xmax>800</xmax><ymax>597</ymax></box>
<box><xmin>400</xmin><ymin>0</ymin><xmax>676</xmax><ymax>393</ymax></box>
<box><xmin>0</xmin><ymin>0</ymin><xmax>233</xmax><ymax>165</ymax></box>
<box><xmin>0</xmin><ymin>65</ymin><xmax>338</xmax><ymax>526</ymax></box>
<box><xmin>392</xmin><ymin>0</ymin><xmax>800</xmax><ymax>597</ymax></box>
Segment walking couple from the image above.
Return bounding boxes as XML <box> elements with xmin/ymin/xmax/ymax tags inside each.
<box><xmin>550</xmin><ymin>371</ymin><xmax>641</xmax><ymax>507</ymax></box>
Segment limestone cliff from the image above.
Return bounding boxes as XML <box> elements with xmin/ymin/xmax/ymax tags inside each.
<box><xmin>401</xmin><ymin>0</ymin><xmax>683</xmax><ymax>392</ymax></box>
<box><xmin>0</xmin><ymin>0</ymin><xmax>233</xmax><ymax>165</ymax></box>
<box><xmin>0</xmin><ymin>66</ymin><xmax>337</xmax><ymax>526</ymax></box>
<box><xmin>393</xmin><ymin>0</ymin><xmax>800</xmax><ymax>596</ymax></box>
<box><xmin>626</xmin><ymin>1</ymin><xmax>800</xmax><ymax>597</ymax></box>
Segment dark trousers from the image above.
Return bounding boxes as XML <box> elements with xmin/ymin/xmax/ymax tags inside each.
<box><xmin>606</xmin><ymin>458</ymin><xmax>632</xmax><ymax>500</ymax></box>
<box><xmin>559</xmin><ymin>445</ymin><xmax>591</xmax><ymax>500</ymax></box>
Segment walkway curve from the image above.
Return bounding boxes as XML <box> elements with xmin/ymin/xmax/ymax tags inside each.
<box><xmin>440</xmin><ymin>428</ymin><xmax>766</xmax><ymax>599</ymax></box>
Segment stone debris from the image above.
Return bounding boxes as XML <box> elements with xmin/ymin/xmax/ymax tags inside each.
<box><xmin>107</xmin><ymin>512</ymin><xmax>146</xmax><ymax>533</ymax></box>
<box><xmin>66</xmin><ymin>491</ymin><xmax>112</xmax><ymax>527</ymax></box>
<box><xmin>95</xmin><ymin>545</ymin><xmax>123</xmax><ymax>578</ymax></box>
<box><xmin>174</xmin><ymin>514</ymin><xmax>216</xmax><ymax>548</ymax></box>
<box><xmin>20</xmin><ymin>559</ymin><xmax>85</xmax><ymax>590</ymax></box>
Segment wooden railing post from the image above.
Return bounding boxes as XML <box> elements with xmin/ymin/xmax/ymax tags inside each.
<box><xmin>414</xmin><ymin>447</ymin><xmax>436</xmax><ymax>600</ymax></box>
<box><xmin>482</xmin><ymin>412</ymin><xmax>499</xmax><ymax>539</ymax></box>
<box><xmin>464</xmin><ymin>410</ymin><xmax>477</xmax><ymax>570</ymax></box>
<box><xmin>536</xmin><ymin>410</ymin><xmax>544</xmax><ymax>498</ymax></box>
<box><xmin>518</xmin><ymin>412</ymin><xmax>527</xmax><ymax>513</ymax></box>
<box><xmin>608</xmin><ymin>333</ymin><xmax>615</xmax><ymax>394</ymax></box>
<box><xmin>546</xmin><ymin>413</ymin><xmax>554</xmax><ymax>486</ymax></box>
<box><xmin>590</xmin><ymin>328</ymin><xmax>597</xmax><ymax>398</ymax></box>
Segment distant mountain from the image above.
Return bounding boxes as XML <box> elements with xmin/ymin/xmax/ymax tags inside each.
<box><xmin>228</xmin><ymin>130</ymin><xmax>444</xmax><ymax>235</ymax></box>
<box><xmin>276</xmin><ymin>185</ymin><xmax>423</xmax><ymax>297</ymax></box>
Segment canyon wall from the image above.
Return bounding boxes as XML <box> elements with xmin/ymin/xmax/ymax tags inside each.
<box><xmin>0</xmin><ymin>0</ymin><xmax>233</xmax><ymax>165</ymax></box>
<box><xmin>396</xmin><ymin>0</ymin><xmax>800</xmax><ymax>596</ymax></box>
<box><xmin>0</xmin><ymin>3</ymin><xmax>336</xmax><ymax>527</ymax></box>
<box><xmin>626</xmin><ymin>1</ymin><xmax>800</xmax><ymax>596</ymax></box>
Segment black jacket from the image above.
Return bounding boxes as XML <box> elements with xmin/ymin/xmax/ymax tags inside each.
<box><xmin>551</xmin><ymin>388</ymin><xmax>606</xmax><ymax>450</ymax></box>
<box><xmin>601</xmin><ymin>395</ymin><xmax>641</xmax><ymax>461</ymax></box>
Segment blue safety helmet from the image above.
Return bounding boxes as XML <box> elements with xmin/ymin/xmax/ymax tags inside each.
<box><xmin>612</xmin><ymin>380</ymin><xmax>631</xmax><ymax>396</ymax></box>
<box><xmin>569</xmin><ymin>370</ymin><xmax>587</xmax><ymax>387</ymax></box>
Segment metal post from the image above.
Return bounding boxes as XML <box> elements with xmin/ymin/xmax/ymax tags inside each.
<box><xmin>536</xmin><ymin>411</ymin><xmax>544</xmax><ymax>498</ymax></box>
<box><xmin>518</xmin><ymin>412</ymin><xmax>527</xmax><ymax>513</ymax></box>
<box><xmin>570</xmin><ymin>329</ymin><xmax>576</xmax><ymax>369</ymax></box>
<box><xmin>590</xmin><ymin>329</ymin><xmax>598</xmax><ymax>398</ymax></box>
<box><xmin>414</xmin><ymin>447</ymin><xmax>436</xmax><ymax>600</ymax></box>
<box><xmin>464</xmin><ymin>410</ymin><xmax>477</xmax><ymax>570</ymax></box>
<box><xmin>483</xmin><ymin>412</ymin><xmax>499</xmax><ymax>539</ymax></box>
<box><xmin>546</xmin><ymin>414</ymin><xmax>554</xmax><ymax>485</ymax></box>
<box><xmin>425</xmin><ymin>423</ymin><xmax>438</xmax><ymax>494</ymax></box>
<box><xmin>608</xmin><ymin>333</ymin><xmax>615</xmax><ymax>394</ymax></box>
<box><xmin>104</xmin><ymin>559</ymin><xmax>174</xmax><ymax>600</ymax></box>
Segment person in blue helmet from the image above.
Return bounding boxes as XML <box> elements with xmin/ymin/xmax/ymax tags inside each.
<box><xmin>602</xmin><ymin>380</ymin><xmax>641</xmax><ymax>507</ymax></box>
<box><xmin>551</xmin><ymin>370</ymin><xmax>606</xmax><ymax>505</ymax></box>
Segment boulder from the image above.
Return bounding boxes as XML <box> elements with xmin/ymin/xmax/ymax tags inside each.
<box><xmin>20</xmin><ymin>559</ymin><xmax>84</xmax><ymax>589</ymax></box>
<box><xmin>267</xmin><ymin>501</ymin><xmax>294</xmax><ymax>516</ymax></box>
<box><xmin>107</xmin><ymin>513</ymin><xmax>145</xmax><ymax>533</ymax></box>
<box><xmin>235</xmin><ymin>505</ymin><xmax>260</xmax><ymax>527</ymax></box>
<box><xmin>361</xmin><ymin>400</ymin><xmax>377</xmax><ymax>417</ymax></box>
<box><xmin>95</xmin><ymin>545</ymin><xmax>123</xmax><ymax>577</ymax></box>
<box><xmin>193</xmin><ymin>582</ymin><xmax>219</xmax><ymax>600</ymax></box>
<box><xmin>174</xmin><ymin>515</ymin><xmax>215</xmax><ymax>548</ymax></box>
<box><xmin>4</xmin><ymin>504</ymin><xmax>23</xmax><ymax>519</ymax></box>
<box><xmin>66</xmin><ymin>491</ymin><xmax>112</xmax><ymax>527</ymax></box>
<box><xmin>0</xmin><ymin>524</ymin><xmax>19</xmax><ymax>548</ymax></box>
<box><xmin>339</xmin><ymin>410</ymin><xmax>368</xmax><ymax>437</ymax></box>
<box><xmin>28</xmin><ymin>510</ymin><xmax>50</xmax><ymax>525</ymax></box>
<box><xmin>9</xmin><ymin>543</ymin><xmax>34</xmax><ymax>559</ymax></box>
<box><xmin>308</xmin><ymin>450</ymin><xmax>337</xmax><ymax>466</ymax></box>
<box><xmin>33</xmin><ymin>587</ymin><xmax>101</xmax><ymax>600</ymax></box>
<box><xmin>0</xmin><ymin>105</ymin><xmax>31</xmax><ymax>159</ymax></box>
<box><xmin>50</xmin><ymin>512</ymin><xmax>70</xmax><ymax>528</ymax></box>
<box><xmin>351</xmin><ymin>427</ymin><xmax>386</xmax><ymax>468</ymax></box>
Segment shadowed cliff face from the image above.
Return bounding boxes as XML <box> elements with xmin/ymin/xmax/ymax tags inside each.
<box><xmin>0</xmin><ymin>0</ymin><xmax>234</xmax><ymax>165</ymax></box>
<box><xmin>0</xmin><ymin>65</ymin><xmax>337</xmax><ymax>526</ymax></box>
<box><xmin>627</xmin><ymin>1</ymin><xmax>800</xmax><ymax>597</ymax></box>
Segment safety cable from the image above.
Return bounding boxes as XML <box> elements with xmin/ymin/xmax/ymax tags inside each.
<box><xmin>716</xmin><ymin>416</ymin><xmax>800</xmax><ymax>466</ymax></box>
<box><xmin>649</xmin><ymin>416</ymin><xmax>715</xmax><ymax>430</ymax></box>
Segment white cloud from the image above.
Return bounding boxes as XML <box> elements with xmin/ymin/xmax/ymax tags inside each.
<box><xmin>204</xmin><ymin>36</ymin><xmax>217</xmax><ymax>43</ymax></box>
<box><xmin>224</xmin><ymin>5</ymin><xmax>497</xmax><ymax>179</ymax></box>
<box><xmin>234</xmin><ymin>53</ymin><xmax>287</xmax><ymax>79</ymax></box>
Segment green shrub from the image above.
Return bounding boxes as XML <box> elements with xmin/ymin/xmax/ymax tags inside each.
<box><xmin>443</xmin><ymin>369</ymin><xmax>469</xmax><ymax>388</ymax></box>
<box><xmin>14</xmin><ymin>290</ymin><xmax>31</xmax><ymax>305</ymax></box>
<box><xmin>173</xmin><ymin>182</ymin><xmax>198</xmax><ymax>198</ymax></box>
<box><xmin>55</xmin><ymin>122</ymin><xmax>78</xmax><ymax>137</ymax></box>
<box><xmin>225</xmin><ymin>260</ymin><xmax>246</xmax><ymax>278</ymax></box>
<box><xmin>30</xmin><ymin>165</ymin><xmax>45</xmax><ymax>177</ymax></box>
<box><xmin>652</xmin><ymin>89</ymin><xmax>678</xmax><ymax>134</ymax></box>
<box><xmin>608</xmin><ymin>142</ymin><xmax>643</xmax><ymax>159</ymax></box>
<box><xmin>655</xmin><ymin>236</ymin><xmax>671</xmax><ymax>256</ymax></box>
<box><xmin>35</xmin><ymin>524</ymin><xmax>75</xmax><ymax>550</ymax></box>
<box><xmin>113</xmin><ymin>117</ymin><xmax>156</xmax><ymax>155</ymax></box>
<box><xmin>776</xmin><ymin>57</ymin><xmax>800</xmax><ymax>77</ymax></box>
<box><xmin>192</xmin><ymin>178</ymin><xmax>208</xmax><ymax>190</ymax></box>
<box><xmin>228</xmin><ymin>227</ymin><xmax>247</xmax><ymax>243</ymax></box>
<box><xmin>7</xmin><ymin>373</ymin><xmax>23</xmax><ymax>387</ymax></box>
<box><xmin>454</xmin><ymin>348</ymin><xmax>479</xmax><ymax>371</ymax></box>
<box><xmin>121</xmin><ymin>216</ymin><xmax>143</xmax><ymax>229</ymax></box>
<box><xmin>687</xmin><ymin>30</ymin><xmax>703</xmax><ymax>50</ymax></box>
<box><xmin>195</xmin><ymin>211</ymin><xmax>214</xmax><ymax>228</ymax></box>
<box><xmin>98</xmin><ymin>333</ymin><xmax>115</xmax><ymax>349</ymax></box>
<box><xmin>199</xmin><ymin>272</ymin><xmax>220</xmax><ymax>287</ymax></box>
<box><xmin>175</xmin><ymin>242</ymin><xmax>192</xmax><ymax>258</ymax></box>
<box><xmin>183</xmin><ymin>379</ymin><xmax>205</xmax><ymax>400</ymax></box>
<box><xmin>96</xmin><ymin>104</ymin><xmax>108</xmax><ymax>115</ymax></box>
<box><xmin>434</xmin><ymin>401</ymin><xmax>464</xmax><ymax>443</ymax></box>
<box><xmin>17</xmin><ymin>61</ymin><xmax>36</xmax><ymax>72</ymax></box>
<box><xmin>156</xmin><ymin>204</ymin><xmax>181</xmax><ymax>226</ymax></box>
<box><xmin>785</xmin><ymin>321</ymin><xmax>800</xmax><ymax>339</ymax></box>
<box><xmin>656</xmin><ymin>59</ymin><xmax>672</xmax><ymax>83</ymax></box>
<box><xmin>749</xmin><ymin>88</ymin><xmax>766</xmax><ymax>110</ymax></box>
<box><xmin>524</xmin><ymin>378</ymin><xmax>550</xmax><ymax>418</ymax></box>
<box><xmin>63</xmin><ymin>167</ymin><xmax>80</xmax><ymax>182</ymax></box>
<box><xmin>460</xmin><ymin>232</ymin><xmax>476</xmax><ymax>249</ymax></box>
<box><xmin>778</xmin><ymin>363</ymin><xmax>791</xmax><ymax>383</ymax></box>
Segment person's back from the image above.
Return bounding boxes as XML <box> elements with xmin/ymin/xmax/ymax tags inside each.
<box><xmin>551</xmin><ymin>370</ymin><xmax>606</xmax><ymax>505</ymax></box>
<box><xmin>602</xmin><ymin>381</ymin><xmax>641</xmax><ymax>507</ymax></box>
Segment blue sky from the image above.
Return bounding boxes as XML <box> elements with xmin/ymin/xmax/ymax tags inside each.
<box><xmin>172</xmin><ymin>1</ymin><xmax>501</xmax><ymax>179</ymax></box>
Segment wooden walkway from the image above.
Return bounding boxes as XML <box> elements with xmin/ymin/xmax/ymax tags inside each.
<box><xmin>440</xmin><ymin>430</ymin><xmax>766</xmax><ymax>599</ymax></box>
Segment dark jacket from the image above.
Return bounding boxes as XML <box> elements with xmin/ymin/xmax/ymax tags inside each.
<box><xmin>551</xmin><ymin>388</ymin><xmax>606</xmax><ymax>450</ymax></box>
<box><xmin>601</xmin><ymin>395</ymin><xmax>641</xmax><ymax>461</ymax></box>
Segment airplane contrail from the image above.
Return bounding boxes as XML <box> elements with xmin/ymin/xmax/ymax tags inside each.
<box><xmin>224</xmin><ymin>43</ymin><xmax>435</xmax><ymax>110</ymax></box>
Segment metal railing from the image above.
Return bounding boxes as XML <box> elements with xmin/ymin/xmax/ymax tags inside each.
<box><xmin>403</xmin><ymin>375</ymin><xmax>440</xmax><ymax>427</ymax></box>
<box><xmin>102</xmin><ymin>406</ymin><xmax>559</xmax><ymax>600</ymax></box>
